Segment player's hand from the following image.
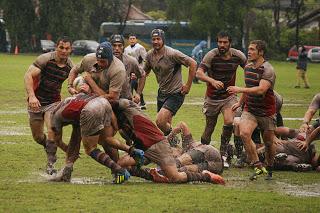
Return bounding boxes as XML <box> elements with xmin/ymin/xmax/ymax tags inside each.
<box><xmin>227</xmin><ymin>86</ymin><xmax>240</xmax><ymax>95</ymax></box>
<box><xmin>28</xmin><ymin>95</ymin><xmax>41</xmax><ymax>111</ymax></box>
<box><xmin>231</xmin><ymin>102</ymin><xmax>241</xmax><ymax>111</ymax></box>
<box><xmin>297</xmin><ymin>140</ymin><xmax>308</xmax><ymax>152</ymax></box>
<box><xmin>132</xmin><ymin>94</ymin><xmax>141</xmax><ymax>104</ymax></box>
<box><xmin>299</xmin><ymin>123</ymin><xmax>309</xmax><ymax>133</ymax></box>
<box><xmin>274</xmin><ymin>138</ymin><xmax>284</xmax><ymax>145</ymax></box>
<box><xmin>181</xmin><ymin>84</ymin><xmax>191</xmax><ymax>95</ymax></box>
<box><xmin>210</xmin><ymin>79</ymin><xmax>224</xmax><ymax>90</ymax></box>
<box><xmin>130</xmin><ymin>148</ymin><xmax>145</xmax><ymax>168</ymax></box>
<box><xmin>68</xmin><ymin>87</ymin><xmax>78</xmax><ymax>95</ymax></box>
<box><xmin>82</xmin><ymin>72</ymin><xmax>93</xmax><ymax>82</ymax></box>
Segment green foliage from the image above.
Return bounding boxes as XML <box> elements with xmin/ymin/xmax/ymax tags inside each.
<box><xmin>146</xmin><ymin>10</ymin><xmax>167</xmax><ymax>20</ymax></box>
<box><xmin>2</xmin><ymin>0</ymin><xmax>36</xmax><ymax>52</ymax></box>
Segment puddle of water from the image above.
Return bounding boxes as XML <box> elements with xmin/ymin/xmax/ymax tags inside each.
<box><xmin>276</xmin><ymin>181</ymin><xmax>320</xmax><ymax>197</ymax></box>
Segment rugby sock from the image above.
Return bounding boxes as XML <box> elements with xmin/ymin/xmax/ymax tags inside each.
<box><xmin>234</xmin><ymin>136</ymin><xmax>243</xmax><ymax>158</ymax></box>
<box><xmin>36</xmin><ymin>134</ymin><xmax>47</xmax><ymax>148</ymax></box>
<box><xmin>252</xmin><ymin>128</ymin><xmax>261</xmax><ymax>144</ymax></box>
<box><xmin>200</xmin><ymin>137</ymin><xmax>210</xmax><ymax>145</ymax></box>
<box><xmin>45</xmin><ymin>140</ymin><xmax>57</xmax><ymax>164</ymax></box>
<box><xmin>89</xmin><ymin>148</ymin><xmax>122</xmax><ymax>173</ymax></box>
<box><xmin>185</xmin><ymin>171</ymin><xmax>211</xmax><ymax>183</ymax></box>
<box><xmin>127</xmin><ymin>167</ymin><xmax>152</xmax><ymax>180</ymax></box>
<box><xmin>220</xmin><ymin>125</ymin><xmax>233</xmax><ymax>156</ymax></box>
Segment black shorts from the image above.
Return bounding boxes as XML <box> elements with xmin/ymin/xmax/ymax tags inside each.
<box><xmin>157</xmin><ymin>91</ymin><xmax>185</xmax><ymax>115</ymax></box>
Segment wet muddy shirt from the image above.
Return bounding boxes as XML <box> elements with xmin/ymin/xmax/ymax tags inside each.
<box><xmin>144</xmin><ymin>46</ymin><xmax>191</xmax><ymax>94</ymax></box>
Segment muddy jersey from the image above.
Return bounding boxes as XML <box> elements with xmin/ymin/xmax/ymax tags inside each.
<box><xmin>33</xmin><ymin>51</ymin><xmax>73</xmax><ymax>105</ymax></box>
<box><xmin>124</xmin><ymin>43</ymin><xmax>147</xmax><ymax>67</ymax></box>
<box><xmin>114</xmin><ymin>99</ymin><xmax>165</xmax><ymax>151</ymax></box>
<box><xmin>51</xmin><ymin>93</ymin><xmax>97</xmax><ymax>133</ymax></box>
<box><xmin>244</xmin><ymin>61</ymin><xmax>276</xmax><ymax>117</ymax></box>
<box><xmin>144</xmin><ymin>45</ymin><xmax>191</xmax><ymax>94</ymax></box>
<box><xmin>277</xmin><ymin>139</ymin><xmax>315</xmax><ymax>164</ymax></box>
<box><xmin>120</xmin><ymin>54</ymin><xmax>145</xmax><ymax>99</ymax></box>
<box><xmin>199</xmin><ymin>48</ymin><xmax>246</xmax><ymax>100</ymax></box>
<box><xmin>274</xmin><ymin>91</ymin><xmax>283</xmax><ymax>113</ymax></box>
<box><xmin>77</xmin><ymin>53</ymin><xmax>126</xmax><ymax>96</ymax></box>
<box><xmin>309</xmin><ymin>93</ymin><xmax>320</xmax><ymax>116</ymax></box>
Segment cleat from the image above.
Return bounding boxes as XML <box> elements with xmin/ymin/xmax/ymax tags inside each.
<box><xmin>294</xmin><ymin>164</ymin><xmax>312</xmax><ymax>172</ymax></box>
<box><xmin>113</xmin><ymin>169</ymin><xmax>130</xmax><ymax>184</ymax></box>
<box><xmin>140</xmin><ymin>105</ymin><xmax>147</xmax><ymax>110</ymax></box>
<box><xmin>46</xmin><ymin>163</ymin><xmax>57</xmax><ymax>175</ymax></box>
<box><xmin>222</xmin><ymin>156</ymin><xmax>230</xmax><ymax>169</ymax></box>
<box><xmin>249</xmin><ymin>166</ymin><xmax>268</xmax><ymax>181</ymax></box>
<box><xmin>202</xmin><ymin>170</ymin><xmax>225</xmax><ymax>185</ymax></box>
<box><xmin>275</xmin><ymin>153</ymin><xmax>288</xmax><ymax>161</ymax></box>
<box><xmin>50</xmin><ymin>165</ymin><xmax>73</xmax><ymax>182</ymax></box>
<box><xmin>60</xmin><ymin>165</ymin><xmax>73</xmax><ymax>182</ymax></box>
<box><xmin>150</xmin><ymin>168</ymin><xmax>169</xmax><ymax>183</ymax></box>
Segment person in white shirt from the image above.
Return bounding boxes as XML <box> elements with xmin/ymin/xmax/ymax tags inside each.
<box><xmin>124</xmin><ymin>34</ymin><xmax>147</xmax><ymax>109</ymax></box>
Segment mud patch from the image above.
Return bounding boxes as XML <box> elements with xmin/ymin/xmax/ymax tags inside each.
<box><xmin>276</xmin><ymin>181</ymin><xmax>320</xmax><ymax>197</ymax></box>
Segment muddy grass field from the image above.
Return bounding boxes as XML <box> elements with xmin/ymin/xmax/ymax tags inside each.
<box><xmin>0</xmin><ymin>54</ymin><xmax>320</xmax><ymax>212</ymax></box>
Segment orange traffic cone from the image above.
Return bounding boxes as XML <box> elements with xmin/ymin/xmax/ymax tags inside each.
<box><xmin>14</xmin><ymin>45</ymin><xmax>19</xmax><ymax>55</ymax></box>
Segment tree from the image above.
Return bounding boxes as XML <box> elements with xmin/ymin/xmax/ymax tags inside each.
<box><xmin>2</xmin><ymin>0</ymin><xmax>37</xmax><ymax>52</ymax></box>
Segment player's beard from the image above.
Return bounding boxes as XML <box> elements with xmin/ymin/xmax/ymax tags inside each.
<box><xmin>218</xmin><ymin>45</ymin><xmax>230</xmax><ymax>55</ymax></box>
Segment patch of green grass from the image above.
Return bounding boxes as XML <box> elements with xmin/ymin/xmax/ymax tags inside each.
<box><xmin>0</xmin><ymin>53</ymin><xmax>320</xmax><ymax>212</ymax></box>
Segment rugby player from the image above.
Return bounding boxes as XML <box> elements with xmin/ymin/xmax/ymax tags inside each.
<box><xmin>196</xmin><ymin>31</ymin><xmax>247</xmax><ymax>168</ymax></box>
<box><xmin>227</xmin><ymin>40</ymin><xmax>277</xmax><ymax>180</ymax></box>
<box><xmin>110</xmin><ymin>34</ymin><xmax>146</xmax><ymax>104</ymax></box>
<box><xmin>50</xmin><ymin>77</ymin><xmax>144</xmax><ymax>183</ymax></box>
<box><xmin>124</xmin><ymin>33</ymin><xmax>148</xmax><ymax>109</ymax></box>
<box><xmin>143</xmin><ymin>29</ymin><xmax>197</xmax><ymax>136</ymax></box>
<box><xmin>113</xmin><ymin>99</ymin><xmax>225</xmax><ymax>185</ymax></box>
<box><xmin>24</xmin><ymin>37</ymin><xmax>73</xmax><ymax>174</ymax></box>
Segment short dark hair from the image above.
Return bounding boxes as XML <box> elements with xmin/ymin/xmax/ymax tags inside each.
<box><xmin>128</xmin><ymin>33</ymin><xmax>137</xmax><ymax>38</ymax></box>
<box><xmin>250</xmin><ymin>40</ymin><xmax>267</xmax><ymax>56</ymax></box>
<box><xmin>56</xmin><ymin>36</ymin><xmax>72</xmax><ymax>46</ymax></box>
<box><xmin>216</xmin><ymin>31</ymin><xmax>232</xmax><ymax>43</ymax></box>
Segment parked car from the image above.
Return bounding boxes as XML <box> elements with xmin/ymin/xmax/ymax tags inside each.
<box><xmin>307</xmin><ymin>47</ymin><xmax>320</xmax><ymax>62</ymax></box>
<box><xmin>40</xmin><ymin>40</ymin><xmax>55</xmax><ymax>53</ymax></box>
<box><xmin>287</xmin><ymin>45</ymin><xmax>317</xmax><ymax>61</ymax></box>
<box><xmin>72</xmin><ymin>40</ymin><xmax>99</xmax><ymax>55</ymax></box>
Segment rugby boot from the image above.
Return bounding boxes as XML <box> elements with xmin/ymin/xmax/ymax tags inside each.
<box><xmin>60</xmin><ymin>164</ymin><xmax>73</xmax><ymax>182</ymax></box>
<box><xmin>113</xmin><ymin>169</ymin><xmax>131</xmax><ymax>184</ymax></box>
<box><xmin>46</xmin><ymin>163</ymin><xmax>57</xmax><ymax>175</ymax></box>
<box><xmin>249</xmin><ymin>166</ymin><xmax>268</xmax><ymax>181</ymax></box>
<box><xmin>202</xmin><ymin>170</ymin><xmax>225</xmax><ymax>185</ymax></box>
<box><xmin>275</xmin><ymin>153</ymin><xmax>288</xmax><ymax>161</ymax></box>
<box><xmin>294</xmin><ymin>164</ymin><xmax>312</xmax><ymax>172</ymax></box>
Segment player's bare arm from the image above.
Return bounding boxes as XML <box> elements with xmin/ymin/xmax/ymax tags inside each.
<box><xmin>196</xmin><ymin>66</ymin><xmax>224</xmax><ymax>89</ymax></box>
<box><xmin>181</xmin><ymin>57</ymin><xmax>197</xmax><ymax>95</ymax></box>
<box><xmin>227</xmin><ymin>79</ymin><xmax>271</xmax><ymax>95</ymax></box>
<box><xmin>300</xmin><ymin>108</ymin><xmax>317</xmax><ymax>132</ymax></box>
<box><xmin>24</xmin><ymin>65</ymin><xmax>41</xmax><ymax>110</ymax></box>
<box><xmin>67</xmin><ymin>65</ymin><xmax>80</xmax><ymax>95</ymax></box>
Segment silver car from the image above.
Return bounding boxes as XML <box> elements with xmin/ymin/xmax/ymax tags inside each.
<box><xmin>308</xmin><ymin>47</ymin><xmax>320</xmax><ymax>62</ymax></box>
